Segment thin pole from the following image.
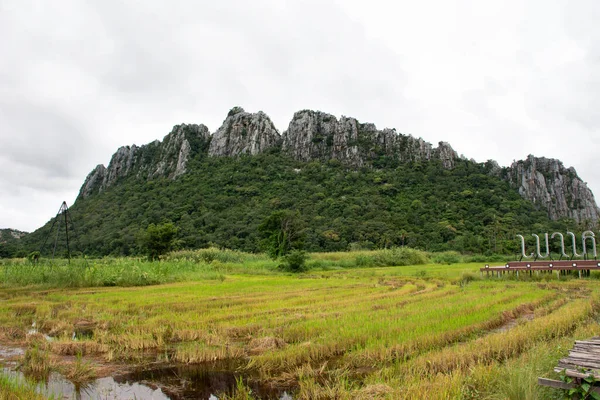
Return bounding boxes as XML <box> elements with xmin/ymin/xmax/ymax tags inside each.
<box><xmin>52</xmin><ymin>214</ymin><xmax>61</xmax><ymax>259</ymax></box>
<box><xmin>40</xmin><ymin>203</ymin><xmax>65</xmax><ymax>254</ymax></box>
<box><xmin>64</xmin><ymin>204</ymin><xmax>71</xmax><ymax>263</ymax></box>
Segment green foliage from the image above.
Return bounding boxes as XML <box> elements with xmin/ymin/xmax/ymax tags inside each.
<box><xmin>560</xmin><ymin>368</ymin><xmax>600</xmax><ymax>400</ymax></box>
<box><xmin>258</xmin><ymin>210</ymin><xmax>305</xmax><ymax>259</ymax></box>
<box><xmin>21</xmin><ymin>153</ymin><xmax>576</xmax><ymax>257</ymax></box>
<box><xmin>0</xmin><ymin>229</ymin><xmax>26</xmax><ymax>259</ymax></box>
<box><xmin>27</xmin><ymin>251</ymin><xmax>40</xmax><ymax>264</ymax></box>
<box><xmin>370</xmin><ymin>247</ymin><xmax>429</xmax><ymax>267</ymax></box>
<box><xmin>279</xmin><ymin>250</ymin><xmax>308</xmax><ymax>272</ymax></box>
<box><xmin>0</xmin><ymin>257</ymin><xmax>227</xmax><ymax>288</ymax></box>
<box><xmin>0</xmin><ymin>371</ymin><xmax>48</xmax><ymax>400</ymax></box>
<box><xmin>432</xmin><ymin>251</ymin><xmax>463</xmax><ymax>264</ymax></box>
<box><xmin>20</xmin><ymin>345</ymin><xmax>51</xmax><ymax>379</ymax></box>
<box><xmin>140</xmin><ymin>222</ymin><xmax>178</xmax><ymax>261</ymax></box>
<box><xmin>165</xmin><ymin>248</ymin><xmax>245</xmax><ymax>264</ymax></box>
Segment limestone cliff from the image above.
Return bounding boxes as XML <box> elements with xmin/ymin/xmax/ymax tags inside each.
<box><xmin>76</xmin><ymin>107</ymin><xmax>598</xmax><ymax>224</ymax></box>
<box><xmin>79</xmin><ymin>123</ymin><xmax>210</xmax><ymax>198</ymax></box>
<box><xmin>208</xmin><ymin>107</ymin><xmax>280</xmax><ymax>157</ymax></box>
<box><xmin>504</xmin><ymin>155</ymin><xmax>600</xmax><ymax>223</ymax></box>
<box><xmin>281</xmin><ymin>110</ymin><xmax>458</xmax><ymax>168</ymax></box>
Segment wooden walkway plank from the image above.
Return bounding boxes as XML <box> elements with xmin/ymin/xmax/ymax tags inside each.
<box><xmin>539</xmin><ymin>377</ymin><xmax>600</xmax><ymax>394</ymax></box>
<box><xmin>542</xmin><ymin>338</ymin><xmax>600</xmax><ymax>393</ymax></box>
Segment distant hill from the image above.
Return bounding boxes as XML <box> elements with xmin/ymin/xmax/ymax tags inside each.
<box><xmin>0</xmin><ymin>229</ymin><xmax>27</xmax><ymax>257</ymax></box>
<box><xmin>17</xmin><ymin>107</ymin><xmax>600</xmax><ymax>258</ymax></box>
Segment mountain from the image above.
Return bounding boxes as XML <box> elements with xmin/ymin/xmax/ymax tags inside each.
<box><xmin>16</xmin><ymin>107</ymin><xmax>600</xmax><ymax>258</ymax></box>
<box><xmin>502</xmin><ymin>156</ymin><xmax>599</xmax><ymax>223</ymax></box>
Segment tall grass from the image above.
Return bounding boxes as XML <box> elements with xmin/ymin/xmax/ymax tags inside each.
<box><xmin>309</xmin><ymin>247</ymin><xmax>429</xmax><ymax>269</ymax></box>
<box><xmin>0</xmin><ymin>371</ymin><xmax>50</xmax><ymax>400</ymax></box>
<box><xmin>0</xmin><ymin>257</ymin><xmax>228</xmax><ymax>288</ymax></box>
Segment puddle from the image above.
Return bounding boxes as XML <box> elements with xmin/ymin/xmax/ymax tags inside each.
<box><xmin>2</xmin><ymin>368</ymin><xmax>169</xmax><ymax>399</ymax></box>
<box><xmin>1</xmin><ymin>344</ymin><xmax>293</xmax><ymax>399</ymax></box>
<box><xmin>118</xmin><ymin>365</ymin><xmax>292</xmax><ymax>400</ymax></box>
<box><xmin>0</xmin><ymin>345</ymin><xmax>24</xmax><ymax>360</ymax></box>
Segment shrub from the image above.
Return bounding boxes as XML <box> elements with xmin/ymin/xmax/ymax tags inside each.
<box><xmin>431</xmin><ymin>251</ymin><xmax>462</xmax><ymax>264</ymax></box>
<box><xmin>372</xmin><ymin>247</ymin><xmax>429</xmax><ymax>267</ymax></box>
<box><xmin>280</xmin><ymin>250</ymin><xmax>309</xmax><ymax>272</ymax></box>
<box><xmin>139</xmin><ymin>222</ymin><xmax>178</xmax><ymax>261</ymax></box>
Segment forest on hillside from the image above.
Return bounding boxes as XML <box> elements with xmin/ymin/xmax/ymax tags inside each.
<box><xmin>13</xmin><ymin>150</ymin><xmax>591</xmax><ymax>259</ymax></box>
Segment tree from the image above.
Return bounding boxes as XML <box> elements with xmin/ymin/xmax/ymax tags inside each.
<box><xmin>140</xmin><ymin>222</ymin><xmax>178</xmax><ymax>261</ymax></box>
<box><xmin>258</xmin><ymin>210</ymin><xmax>304</xmax><ymax>259</ymax></box>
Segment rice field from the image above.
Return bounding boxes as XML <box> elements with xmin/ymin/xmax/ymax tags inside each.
<box><xmin>0</xmin><ymin>250</ymin><xmax>599</xmax><ymax>399</ymax></box>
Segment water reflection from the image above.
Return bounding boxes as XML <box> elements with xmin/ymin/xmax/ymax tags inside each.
<box><xmin>46</xmin><ymin>373</ymin><xmax>169</xmax><ymax>399</ymax></box>
<box><xmin>1</xmin><ymin>347</ymin><xmax>293</xmax><ymax>399</ymax></box>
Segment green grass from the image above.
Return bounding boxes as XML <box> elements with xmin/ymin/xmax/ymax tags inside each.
<box><xmin>0</xmin><ymin>371</ymin><xmax>52</xmax><ymax>400</ymax></box>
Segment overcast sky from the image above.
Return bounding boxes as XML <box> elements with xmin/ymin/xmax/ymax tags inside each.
<box><xmin>1</xmin><ymin>0</ymin><xmax>599</xmax><ymax>232</ymax></box>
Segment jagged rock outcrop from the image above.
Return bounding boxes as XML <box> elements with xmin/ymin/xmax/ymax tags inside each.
<box><xmin>434</xmin><ymin>142</ymin><xmax>459</xmax><ymax>169</ymax></box>
<box><xmin>79</xmin><ymin>123</ymin><xmax>210</xmax><ymax>198</ymax></box>
<box><xmin>208</xmin><ymin>107</ymin><xmax>280</xmax><ymax>157</ymax></box>
<box><xmin>150</xmin><ymin>123</ymin><xmax>210</xmax><ymax>178</ymax></box>
<box><xmin>79</xmin><ymin>164</ymin><xmax>107</xmax><ymax>200</ymax></box>
<box><xmin>505</xmin><ymin>155</ymin><xmax>600</xmax><ymax>223</ymax></box>
<box><xmin>281</xmin><ymin>110</ymin><xmax>458</xmax><ymax>168</ymax></box>
<box><xmin>282</xmin><ymin>110</ymin><xmax>361</xmax><ymax>166</ymax></box>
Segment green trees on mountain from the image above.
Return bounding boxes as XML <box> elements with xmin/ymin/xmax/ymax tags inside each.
<box><xmin>140</xmin><ymin>222</ymin><xmax>178</xmax><ymax>261</ymax></box>
<box><xmin>17</xmin><ymin>151</ymin><xmax>585</xmax><ymax>258</ymax></box>
<box><xmin>0</xmin><ymin>230</ymin><xmax>26</xmax><ymax>258</ymax></box>
<box><xmin>258</xmin><ymin>210</ymin><xmax>305</xmax><ymax>258</ymax></box>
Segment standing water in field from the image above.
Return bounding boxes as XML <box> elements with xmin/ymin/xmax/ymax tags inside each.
<box><xmin>1</xmin><ymin>344</ymin><xmax>292</xmax><ymax>399</ymax></box>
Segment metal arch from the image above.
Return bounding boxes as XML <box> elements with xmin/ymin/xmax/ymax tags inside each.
<box><xmin>582</xmin><ymin>231</ymin><xmax>597</xmax><ymax>259</ymax></box>
<box><xmin>532</xmin><ymin>233</ymin><xmax>549</xmax><ymax>259</ymax></box>
<box><xmin>567</xmin><ymin>231</ymin><xmax>581</xmax><ymax>258</ymax></box>
<box><xmin>516</xmin><ymin>234</ymin><xmax>533</xmax><ymax>259</ymax></box>
<box><xmin>551</xmin><ymin>232</ymin><xmax>569</xmax><ymax>259</ymax></box>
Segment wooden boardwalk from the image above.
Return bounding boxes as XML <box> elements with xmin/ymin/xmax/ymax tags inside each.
<box><xmin>480</xmin><ymin>260</ymin><xmax>600</xmax><ymax>278</ymax></box>
<box><xmin>539</xmin><ymin>337</ymin><xmax>600</xmax><ymax>394</ymax></box>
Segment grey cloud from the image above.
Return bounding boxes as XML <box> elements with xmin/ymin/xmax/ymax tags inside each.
<box><xmin>2</xmin><ymin>0</ymin><xmax>600</xmax><ymax>231</ymax></box>
<box><xmin>0</xmin><ymin>100</ymin><xmax>89</xmax><ymax>178</ymax></box>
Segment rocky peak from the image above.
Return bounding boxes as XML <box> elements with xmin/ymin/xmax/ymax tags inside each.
<box><xmin>433</xmin><ymin>142</ymin><xmax>459</xmax><ymax>169</ymax></box>
<box><xmin>78</xmin><ymin>123</ymin><xmax>210</xmax><ymax>199</ymax></box>
<box><xmin>282</xmin><ymin>110</ymin><xmax>458</xmax><ymax>168</ymax></box>
<box><xmin>505</xmin><ymin>155</ymin><xmax>600</xmax><ymax>223</ymax></box>
<box><xmin>282</xmin><ymin>110</ymin><xmax>354</xmax><ymax>163</ymax></box>
<box><xmin>208</xmin><ymin>107</ymin><xmax>280</xmax><ymax>157</ymax></box>
<box><xmin>105</xmin><ymin>145</ymin><xmax>139</xmax><ymax>188</ymax></box>
<box><xmin>79</xmin><ymin>164</ymin><xmax>108</xmax><ymax>199</ymax></box>
<box><xmin>151</xmin><ymin>123</ymin><xmax>211</xmax><ymax>179</ymax></box>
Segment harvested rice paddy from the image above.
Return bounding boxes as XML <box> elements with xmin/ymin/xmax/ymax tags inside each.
<box><xmin>1</xmin><ymin>252</ymin><xmax>599</xmax><ymax>399</ymax></box>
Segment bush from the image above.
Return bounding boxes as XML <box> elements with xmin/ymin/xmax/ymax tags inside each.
<box><xmin>165</xmin><ymin>248</ymin><xmax>244</xmax><ymax>264</ymax></box>
<box><xmin>280</xmin><ymin>250</ymin><xmax>309</xmax><ymax>272</ymax></box>
<box><xmin>139</xmin><ymin>222</ymin><xmax>178</xmax><ymax>261</ymax></box>
<box><xmin>431</xmin><ymin>251</ymin><xmax>462</xmax><ymax>264</ymax></box>
<box><xmin>371</xmin><ymin>247</ymin><xmax>429</xmax><ymax>267</ymax></box>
